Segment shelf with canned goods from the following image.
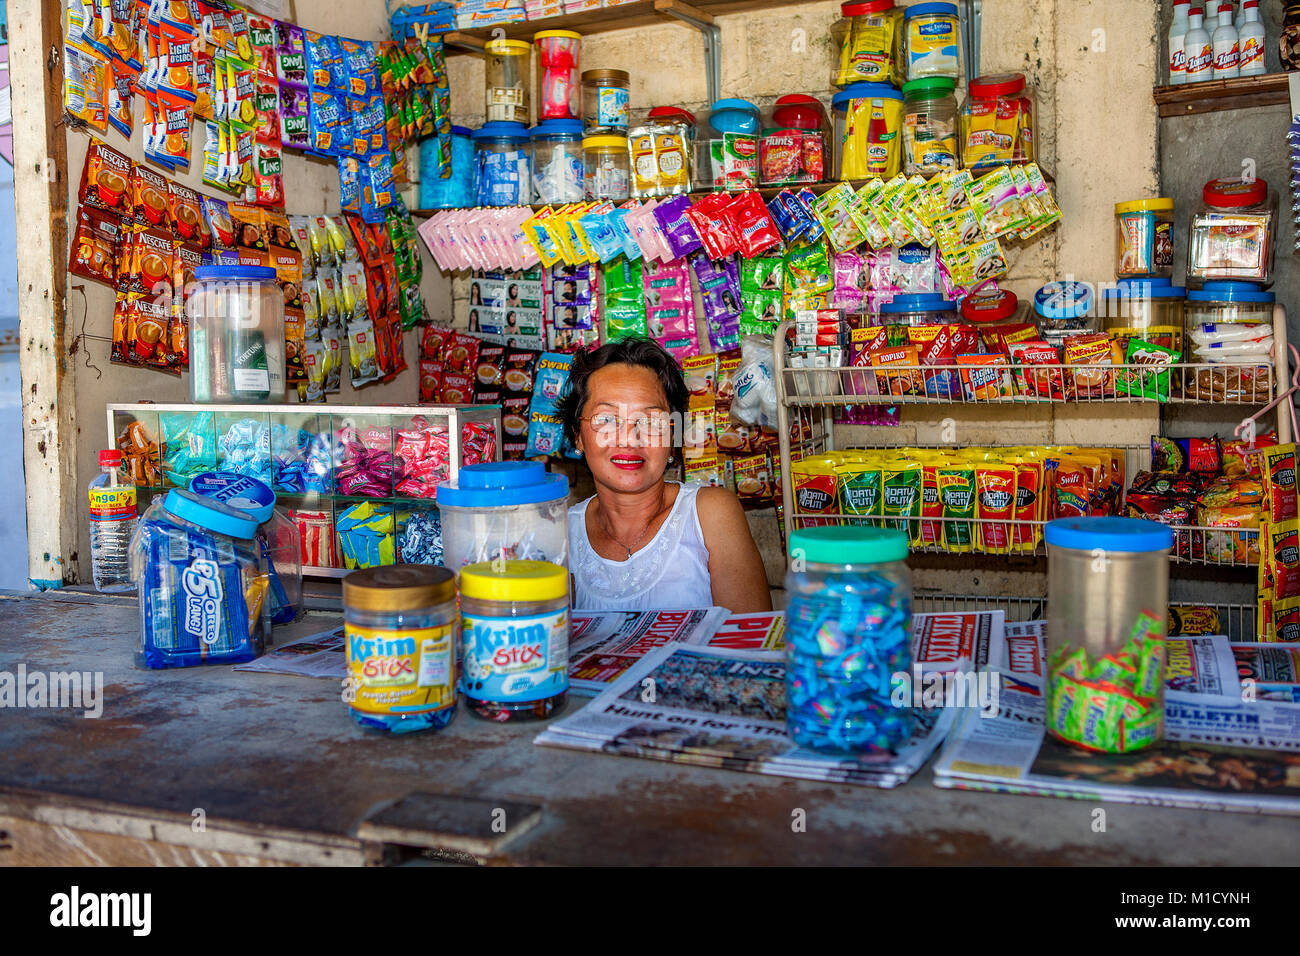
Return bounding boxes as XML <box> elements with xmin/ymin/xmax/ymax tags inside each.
<box><xmin>106</xmin><ymin>402</ymin><xmax>502</xmax><ymax>577</ymax></box>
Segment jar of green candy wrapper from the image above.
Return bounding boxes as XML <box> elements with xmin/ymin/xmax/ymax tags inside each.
<box><xmin>1045</xmin><ymin>517</ymin><xmax>1173</xmax><ymax>754</ymax></box>
<box><xmin>784</xmin><ymin>526</ymin><xmax>913</xmax><ymax>755</ymax></box>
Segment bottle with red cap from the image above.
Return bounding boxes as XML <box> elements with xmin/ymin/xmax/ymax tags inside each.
<box><xmin>1183</xmin><ymin>6</ymin><xmax>1213</xmax><ymax>83</ymax></box>
<box><xmin>1188</xmin><ymin>176</ymin><xmax>1278</xmax><ymax>285</ymax></box>
<box><xmin>89</xmin><ymin>448</ymin><xmax>138</xmax><ymax>592</ymax></box>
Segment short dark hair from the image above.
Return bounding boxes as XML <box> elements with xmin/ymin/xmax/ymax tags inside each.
<box><xmin>558</xmin><ymin>337</ymin><xmax>689</xmax><ymax>447</ymax></box>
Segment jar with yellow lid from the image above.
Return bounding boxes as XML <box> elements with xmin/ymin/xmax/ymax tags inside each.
<box><xmin>1115</xmin><ymin>198</ymin><xmax>1175</xmax><ymax>279</ymax></box>
<box><xmin>583</xmin><ymin>134</ymin><xmax>630</xmax><ymax>200</ymax></box>
<box><xmin>485</xmin><ymin>38</ymin><xmax>532</xmax><ymax>124</ymax></box>
<box><xmin>343</xmin><ymin>565</ymin><xmax>459</xmax><ymax>735</ymax></box>
<box><xmin>459</xmin><ymin>559</ymin><xmax>569</xmax><ymax>722</ymax></box>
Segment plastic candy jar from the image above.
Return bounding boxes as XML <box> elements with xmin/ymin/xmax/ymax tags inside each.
<box><xmin>437</xmin><ymin>461</ymin><xmax>570</xmax><ymax>571</ymax></box>
<box><xmin>784</xmin><ymin>526</ymin><xmax>914</xmax><ymax>754</ymax></box>
<box><xmin>582</xmin><ymin>68</ymin><xmax>630</xmax><ymax>132</ymax></box>
<box><xmin>902</xmin><ymin>2</ymin><xmax>961</xmax><ymax>80</ymax></box>
<box><xmin>1100</xmin><ymin>277</ymin><xmax>1186</xmax><ymax>354</ymax></box>
<box><xmin>484</xmin><ymin>38</ymin><xmax>531</xmax><ymax>124</ymax></box>
<box><xmin>343</xmin><ymin>565</ymin><xmax>459</xmax><ymax>735</ymax></box>
<box><xmin>760</xmin><ymin>94</ymin><xmax>828</xmax><ymax>186</ymax></box>
<box><xmin>460</xmin><ymin>559</ymin><xmax>570</xmax><ymax>721</ymax></box>
<box><xmin>831</xmin><ymin>0</ymin><xmax>902</xmax><ymax>86</ymax></box>
<box><xmin>531</xmin><ymin>119</ymin><xmax>585</xmax><ymax>203</ymax></box>
<box><xmin>535</xmin><ymin>30</ymin><xmax>581</xmax><ymax>121</ymax></box>
<box><xmin>832</xmin><ymin>82</ymin><xmax>904</xmax><ymax>180</ymax></box>
<box><xmin>583</xmin><ymin>134</ymin><xmax>630</xmax><ymax>200</ymax></box>
<box><xmin>1114</xmin><ymin>198</ymin><xmax>1175</xmax><ymax>279</ymax></box>
<box><xmin>902</xmin><ymin>76</ymin><xmax>959</xmax><ymax>175</ymax></box>
<box><xmin>960</xmin><ymin>72</ymin><xmax>1036</xmax><ymax>171</ymax></box>
<box><xmin>1045</xmin><ymin>517</ymin><xmax>1173</xmax><ymax>754</ymax></box>
<box><xmin>472</xmin><ymin>122</ymin><xmax>531</xmax><ymax>207</ymax></box>
<box><xmin>189</xmin><ymin>265</ymin><xmax>286</xmax><ymax>404</ymax></box>
<box><xmin>1188</xmin><ymin>177</ymin><xmax>1278</xmax><ymax>285</ymax></box>
<box><xmin>879</xmin><ymin>292</ymin><xmax>958</xmax><ymax>326</ymax></box>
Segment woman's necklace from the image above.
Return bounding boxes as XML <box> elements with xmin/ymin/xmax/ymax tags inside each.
<box><xmin>598</xmin><ymin>486</ymin><xmax>667</xmax><ymax>559</ymax></box>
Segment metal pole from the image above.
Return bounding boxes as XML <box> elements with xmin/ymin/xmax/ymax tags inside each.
<box><xmin>656</xmin><ymin>1</ymin><xmax>722</xmax><ymax>105</ymax></box>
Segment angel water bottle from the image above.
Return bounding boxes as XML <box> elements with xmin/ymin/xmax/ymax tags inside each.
<box><xmin>89</xmin><ymin>448</ymin><xmax>138</xmax><ymax>592</ymax></box>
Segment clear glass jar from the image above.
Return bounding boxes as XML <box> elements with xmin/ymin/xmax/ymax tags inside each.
<box><xmin>472</xmin><ymin>122</ymin><xmax>531</xmax><ymax>207</ymax></box>
<box><xmin>130</xmin><ymin>489</ymin><xmax>270</xmax><ymax>669</ymax></box>
<box><xmin>343</xmin><ymin>565</ymin><xmax>459</xmax><ymax>735</ymax></box>
<box><xmin>832</xmin><ymin>82</ymin><xmax>904</xmax><ymax>180</ymax></box>
<box><xmin>1045</xmin><ymin>518</ymin><xmax>1172</xmax><ymax>754</ymax></box>
<box><xmin>1100</xmin><ymin>278</ymin><xmax>1186</xmax><ymax>354</ymax></box>
<box><xmin>583</xmin><ymin>134</ymin><xmax>630</xmax><ymax>200</ymax></box>
<box><xmin>831</xmin><ymin>0</ymin><xmax>902</xmax><ymax>86</ymax></box>
<box><xmin>902</xmin><ymin>76</ymin><xmax>958</xmax><ymax>175</ymax></box>
<box><xmin>878</xmin><ymin>292</ymin><xmax>957</xmax><ymax>326</ymax></box>
<box><xmin>901</xmin><ymin>1</ymin><xmax>961</xmax><ymax>81</ymax></box>
<box><xmin>1188</xmin><ymin>177</ymin><xmax>1278</xmax><ymax>285</ymax></box>
<box><xmin>485</xmin><ymin>38</ymin><xmax>531</xmax><ymax>124</ymax></box>
<box><xmin>531</xmin><ymin>119</ymin><xmax>585</xmax><ymax>203</ymax></box>
<box><xmin>436</xmin><ymin>461</ymin><xmax>570</xmax><ymax>571</ymax></box>
<box><xmin>459</xmin><ymin>560</ymin><xmax>569</xmax><ymax>722</ymax></box>
<box><xmin>582</xmin><ymin>68</ymin><xmax>629</xmax><ymax>132</ymax></box>
<box><xmin>1114</xmin><ymin>198</ymin><xmax>1175</xmax><ymax>279</ymax></box>
<box><xmin>959</xmin><ymin>72</ymin><xmax>1036</xmax><ymax>172</ymax></box>
<box><xmin>188</xmin><ymin>265</ymin><xmax>286</xmax><ymax>404</ymax></box>
<box><xmin>784</xmin><ymin>526</ymin><xmax>914</xmax><ymax>755</ymax></box>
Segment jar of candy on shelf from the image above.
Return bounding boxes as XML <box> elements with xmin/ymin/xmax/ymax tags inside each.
<box><xmin>531</xmin><ymin>119</ymin><xmax>585</xmax><ymax>203</ymax></box>
<box><xmin>832</xmin><ymin>82</ymin><xmax>904</xmax><ymax>180</ymax></box>
<box><xmin>831</xmin><ymin>0</ymin><xmax>902</xmax><ymax>86</ymax></box>
<box><xmin>582</xmin><ymin>68</ymin><xmax>630</xmax><ymax>132</ymax></box>
<box><xmin>959</xmin><ymin>72</ymin><xmax>1036</xmax><ymax>172</ymax></box>
<box><xmin>473</xmin><ymin>122</ymin><xmax>532</xmax><ymax>206</ymax></box>
<box><xmin>902</xmin><ymin>76</ymin><xmax>959</xmax><ymax>175</ymax></box>
<box><xmin>583</xmin><ymin>134</ymin><xmax>631</xmax><ymax>200</ymax></box>
<box><xmin>1114</xmin><ymin>198</ymin><xmax>1175</xmax><ymax>279</ymax></box>
<box><xmin>1187</xmin><ymin>177</ymin><xmax>1278</xmax><ymax>286</ymax></box>
<box><xmin>785</xmin><ymin>526</ymin><xmax>913</xmax><ymax>754</ymax></box>
<box><xmin>759</xmin><ymin>95</ymin><xmax>828</xmax><ymax>186</ymax></box>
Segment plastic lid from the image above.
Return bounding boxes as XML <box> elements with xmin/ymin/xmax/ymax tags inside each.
<box><xmin>1114</xmin><ymin>197</ymin><xmax>1174</xmax><ymax>214</ymax></box>
<box><xmin>189</xmin><ymin>471</ymin><xmax>277</xmax><ymax>524</ymax></box>
<box><xmin>773</xmin><ymin>94</ymin><xmax>824</xmax><ymax>130</ymax></box>
<box><xmin>1203</xmin><ymin>176</ymin><xmax>1268</xmax><ymax>208</ymax></box>
<box><xmin>485</xmin><ymin>38</ymin><xmax>531</xmax><ymax>55</ymax></box>
<box><xmin>583</xmin><ymin>134</ymin><xmax>628</xmax><ymax>150</ymax></box>
<box><xmin>1045</xmin><ymin>516</ymin><xmax>1173</xmax><ymax>554</ymax></box>
<box><xmin>842</xmin><ymin>0</ymin><xmax>894</xmax><ymax>15</ymax></box>
<box><xmin>1187</xmin><ymin>280</ymin><xmax>1276</xmax><ymax>303</ymax></box>
<box><xmin>472</xmin><ymin>121</ymin><xmax>531</xmax><ymax>142</ymax></box>
<box><xmin>459</xmin><ymin>559</ymin><xmax>569</xmax><ymax>603</ymax></box>
<box><xmin>880</xmin><ymin>292</ymin><xmax>956</xmax><ymax>314</ymax></box>
<box><xmin>709</xmin><ymin>98</ymin><xmax>761</xmax><ymax>134</ymax></box>
<box><xmin>1102</xmin><ymin>278</ymin><xmax>1186</xmax><ymax>300</ymax></box>
<box><xmin>437</xmin><ymin>461</ymin><xmax>570</xmax><ymax>509</ymax></box>
<box><xmin>451</xmin><ymin>125</ymin><xmax>473</xmax><ymax>137</ymax></box>
<box><xmin>533</xmin><ymin>29</ymin><xmax>582</xmax><ymax>41</ymax></box>
<box><xmin>531</xmin><ymin>118</ymin><xmax>585</xmax><ymax>139</ymax></box>
<box><xmin>1034</xmin><ymin>281</ymin><xmax>1093</xmax><ymax>320</ymax></box>
<box><xmin>99</xmin><ymin>449</ymin><xmax>123</xmax><ymax>466</ymax></box>
<box><xmin>904</xmin><ymin>1</ymin><xmax>958</xmax><ymax>19</ymax></box>
<box><xmin>343</xmin><ymin>564</ymin><xmax>456</xmax><ymax>612</ymax></box>
<box><xmin>194</xmin><ymin>265</ymin><xmax>277</xmax><ymax>282</ymax></box>
<box><xmin>832</xmin><ymin>82</ymin><xmax>904</xmax><ymax>109</ymax></box>
<box><xmin>163</xmin><ymin>488</ymin><xmax>259</xmax><ymax>539</ymax></box>
<box><xmin>582</xmin><ymin>69</ymin><xmax>629</xmax><ymax>83</ymax></box>
<box><xmin>902</xmin><ymin>77</ymin><xmax>957</xmax><ymax>99</ymax></box>
<box><xmin>968</xmin><ymin>72</ymin><xmax>1027</xmax><ymax>97</ymax></box>
<box><xmin>789</xmin><ymin>526</ymin><xmax>910</xmax><ymax>564</ymax></box>
<box><xmin>648</xmin><ymin>106</ymin><xmax>697</xmax><ymax>126</ymax></box>
<box><xmin>961</xmin><ymin>289</ymin><xmax>1019</xmax><ymax>322</ymax></box>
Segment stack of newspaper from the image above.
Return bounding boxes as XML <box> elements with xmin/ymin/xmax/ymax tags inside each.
<box><xmin>932</xmin><ymin>622</ymin><xmax>1300</xmax><ymax>815</ymax></box>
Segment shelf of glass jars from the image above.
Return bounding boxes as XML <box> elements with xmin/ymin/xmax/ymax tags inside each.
<box><xmin>1152</xmin><ymin>72</ymin><xmax>1291</xmax><ymax>117</ymax></box>
<box><xmin>778</xmin><ymin>362</ymin><xmax>1277</xmax><ymax>406</ymax></box>
<box><xmin>793</xmin><ymin>514</ymin><xmax>1261</xmax><ymax>570</ymax></box>
<box><xmin>440</xmin><ymin>0</ymin><xmax>828</xmax><ymax>52</ymax></box>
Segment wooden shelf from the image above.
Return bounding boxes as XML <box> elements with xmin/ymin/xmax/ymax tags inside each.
<box><xmin>1153</xmin><ymin>73</ymin><xmax>1291</xmax><ymax>117</ymax></box>
<box><xmin>441</xmin><ymin>0</ymin><xmax>825</xmax><ymax>52</ymax></box>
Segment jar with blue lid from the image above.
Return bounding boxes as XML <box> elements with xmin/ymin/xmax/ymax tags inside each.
<box><xmin>902</xmin><ymin>1</ymin><xmax>961</xmax><ymax>81</ymax></box>
<box><xmin>419</xmin><ymin>126</ymin><xmax>474</xmax><ymax>210</ymax></box>
<box><xmin>473</xmin><ymin>122</ymin><xmax>532</xmax><ymax>207</ymax></box>
<box><xmin>437</xmin><ymin>461</ymin><xmax>570</xmax><ymax>571</ymax></box>
<box><xmin>129</xmin><ymin>488</ymin><xmax>271</xmax><ymax>669</ymax></box>
<box><xmin>784</xmin><ymin>526</ymin><xmax>914</xmax><ymax>755</ymax></box>
<box><xmin>531</xmin><ymin>119</ymin><xmax>585</xmax><ymax>203</ymax></box>
<box><xmin>700</xmin><ymin>98</ymin><xmax>760</xmax><ymax>191</ymax></box>
<box><xmin>1035</xmin><ymin>280</ymin><xmax>1097</xmax><ymax>347</ymax></box>
<box><xmin>832</xmin><ymin>82</ymin><xmax>904</xmax><ymax>179</ymax></box>
<box><xmin>189</xmin><ymin>264</ymin><xmax>286</xmax><ymax>404</ymax></box>
<box><xmin>879</xmin><ymin>292</ymin><xmax>957</xmax><ymax>327</ymax></box>
<box><xmin>190</xmin><ymin>471</ymin><xmax>302</xmax><ymax>627</ymax></box>
<box><xmin>1045</xmin><ymin>517</ymin><xmax>1172</xmax><ymax>754</ymax></box>
<box><xmin>1185</xmin><ymin>280</ymin><xmax>1275</xmax><ymax>327</ymax></box>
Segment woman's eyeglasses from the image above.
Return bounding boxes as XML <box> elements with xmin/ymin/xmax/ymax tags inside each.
<box><xmin>582</xmin><ymin>413</ymin><xmax>674</xmax><ymax>443</ymax></box>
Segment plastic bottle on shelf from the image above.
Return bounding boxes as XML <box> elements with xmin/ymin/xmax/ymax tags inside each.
<box><xmin>1183</xmin><ymin>7</ymin><xmax>1213</xmax><ymax>83</ymax></box>
<box><xmin>1238</xmin><ymin>0</ymin><xmax>1266</xmax><ymax>76</ymax></box>
<box><xmin>1169</xmin><ymin>0</ymin><xmax>1191</xmax><ymax>85</ymax></box>
<box><xmin>1212</xmin><ymin>1</ymin><xmax>1240</xmax><ymax>78</ymax></box>
<box><xmin>88</xmin><ymin>448</ymin><xmax>138</xmax><ymax>592</ymax></box>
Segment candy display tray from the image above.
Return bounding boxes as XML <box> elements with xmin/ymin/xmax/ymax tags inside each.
<box><xmin>106</xmin><ymin>402</ymin><xmax>503</xmax><ymax>578</ymax></box>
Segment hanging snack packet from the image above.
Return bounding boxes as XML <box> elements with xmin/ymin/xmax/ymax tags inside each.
<box><xmin>252</xmin><ymin>141</ymin><xmax>284</xmax><ymax>207</ymax></box>
<box><xmin>975</xmin><ymin>462</ymin><xmax>1017</xmax><ymax>553</ymax></box>
<box><xmin>201</xmin><ymin>194</ymin><xmax>235</xmax><ymax>249</ymax></box>
<box><xmin>653</xmin><ymin>194</ymin><xmax>704</xmax><ymax>260</ymax></box>
<box><xmin>1008</xmin><ymin>456</ymin><xmax>1045</xmax><ymax>551</ymax></box>
<box><xmin>278</xmin><ymin>85</ymin><xmax>310</xmax><ymax>149</ymax></box>
<box><xmin>347</xmin><ymin>318</ymin><xmax>380</xmax><ymax>387</ymax></box>
<box><xmin>686</xmin><ymin>193</ymin><xmax>741</xmax><ymax>260</ymax></box>
<box><xmin>964</xmin><ymin>167</ymin><xmax>1029</xmax><ymax>238</ymax></box>
<box><xmin>726</xmin><ymin>191</ymin><xmax>784</xmax><ymax>259</ymax></box>
<box><xmin>1264</xmin><ymin>444</ymin><xmax>1299</xmax><ymax>523</ymax></box>
<box><xmin>69</xmin><ymin>206</ymin><xmax>122</xmax><ymax>286</ymax></box>
<box><xmin>80</xmin><ymin>139</ymin><xmax>134</xmax><ymax>217</ymax></box>
<box><xmin>229</xmin><ymin>201</ymin><xmax>265</xmax><ymax>250</ymax></box>
<box><xmin>106</xmin><ymin>57</ymin><xmax>134</xmax><ymax>139</ymax></box>
<box><xmin>64</xmin><ymin>47</ymin><xmax>109</xmax><ymax>131</ymax></box>
<box><xmin>938</xmin><ymin>464</ymin><xmax>977</xmax><ymax>553</ymax></box>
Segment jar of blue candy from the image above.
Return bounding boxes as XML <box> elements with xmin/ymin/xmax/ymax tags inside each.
<box><xmin>784</xmin><ymin>526</ymin><xmax>913</xmax><ymax>754</ymax></box>
<box><xmin>419</xmin><ymin>126</ymin><xmax>474</xmax><ymax>210</ymax></box>
<box><xmin>473</xmin><ymin>122</ymin><xmax>532</xmax><ymax>207</ymax></box>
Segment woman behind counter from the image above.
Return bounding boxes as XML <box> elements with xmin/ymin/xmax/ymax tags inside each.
<box><xmin>558</xmin><ymin>338</ymin><xmax>772</xmax><ymax>613</ymax></box>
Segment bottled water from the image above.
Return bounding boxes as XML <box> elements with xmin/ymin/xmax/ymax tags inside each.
<box><xmin>88</xmin><ymin>449</ymin><xmax>137</xmax><ymax>592</ymax></box>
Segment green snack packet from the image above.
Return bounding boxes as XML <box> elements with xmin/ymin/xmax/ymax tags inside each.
<box><xmin>1048</xmin><ymin>673</ymin><xmax>1083</xmax><ymax>735</ymax></box>
<box><xmin>937</xmin><ymin>465</ymin><xmax>977</xmax><ymax>551</ymax></box>
<box><xmin>741</xmin><ymin>256</ymin><xmax>784</xmax><ymax>294</ymax></box>
<box><xmin>880</xmin><ymin>461</ymin><xmax>922</xmax><ymax>533</ymax></box>
<box><xmin>1074</xmin><ymin>686</ymin><xmax>1126</xmax><ymax>752</ymax></box>
<box><xmin>1134</xmin><ymin>634</ymin><xmax>1166</xmax><ymax>699</ymax></box>
<box><xmin>1051</xmin><ymin>646</ymin><xmax>1089</xmax><ymax>682</ymax></box>
<box><xmin>1119</xmin><ymin>708</ymin><xmax>1161</xmax><ymax>752</ymax></box>
<box><xmin>1117</xmin><ymin>338</ymin><xmax>1180</xmax><ymax>402</ymax></box>
<box><xmin>837</xmin><ymin>464</ymin><xmax>883</xmax><ymax>523</ymax></box>
<box><xmin>783</xmin><ymin>238</ymin><xmax>834</xmax><ymax>293</ymax></box>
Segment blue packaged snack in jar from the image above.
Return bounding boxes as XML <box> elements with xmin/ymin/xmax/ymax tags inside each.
<box><xmin>784</xmin><ymin>526</ymin><xmax>914</xmax><ymax>754</ymax></box>
<box><xmin>473</xmin><ymin>122</ymin><xmax>531</xmax><ymax>207</ymax></box>
<box><xmin>130</xmin><ymin>489</ymin><xmax>271</xmax><ymax>669</ymax></box>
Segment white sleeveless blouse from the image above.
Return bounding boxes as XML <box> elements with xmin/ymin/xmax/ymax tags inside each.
<box><xmin>568</xmin><ymin>483</ymin><xmax>714</xmax><ymax>611</ymax></box>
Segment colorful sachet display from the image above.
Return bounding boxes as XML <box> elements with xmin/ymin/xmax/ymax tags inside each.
<box><xmin>1045</xmin><ymin>611</ymin><xmax>1165</xmax><ymax>754</ymax></box>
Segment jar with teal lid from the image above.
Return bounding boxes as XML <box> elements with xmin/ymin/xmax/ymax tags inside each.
<box><xmin>1100</xmin><ymin>277</ymin><xmax>1186</xmax><ymax>354</ymax></box>
<box><xmin>343</xmin><ymin>565</ymin><xmax>459</xmax><ymax>735</ymax></box>
<box><xmin>784</xmin><ymin>526</ymin><xmax>914</xmax><ymax>755</ymax></box>
<box><xmin>459</xmin><ymin>559</ymin><xmax>570</xmax><ymax>722</ymax></box>
<box><xmin>419</xmin><ymin>126</ymin><xmax>474</xmax><ymax>209</ymax></box>
<box><xmin>130</xmin><ymin>488</ymin><xmax>271</xmax><ymax>669</ymax></box>
<box><xmin>901</xmin><ymin>76</ymin><xmax>958</xmax><ymax>175</ymax></box>
<box><xmin>902</xmin><ymin>1</ymin><xmax>961</xmax><ymax>80</ymax></box>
